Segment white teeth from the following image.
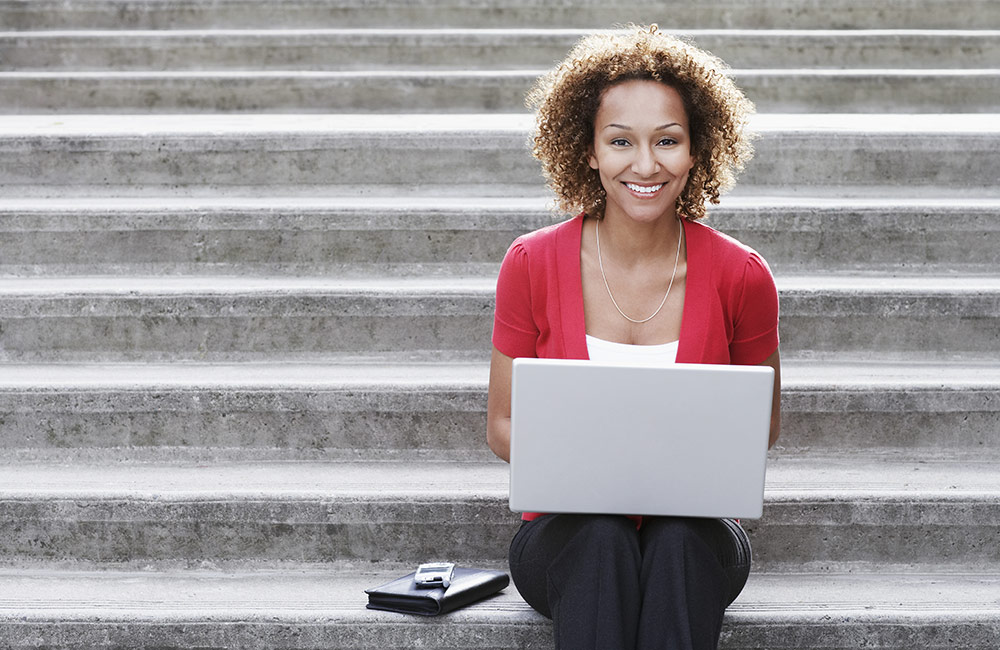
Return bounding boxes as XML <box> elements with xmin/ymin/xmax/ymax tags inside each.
<box><xmin>625</xmin><ymin>183</ymin><xmax>663</xmax><ymax>194</ymax></box>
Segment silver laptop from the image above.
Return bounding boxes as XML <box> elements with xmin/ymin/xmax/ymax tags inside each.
<box><xmin>509</xmin><ymin>358</ymin><xmax>774</xmax><ymax>519</ymax></box>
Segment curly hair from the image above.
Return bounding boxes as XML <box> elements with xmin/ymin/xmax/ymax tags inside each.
<box><xmin>526</xmin><ymin>25</ymin><xmax>755</xmax><ymax>221</ymax></box>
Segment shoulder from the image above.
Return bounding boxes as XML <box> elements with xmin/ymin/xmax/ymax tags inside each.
<box><xmin>497</xmin><ymin>212</ymin><xmax>578</xmax><ymax>281</ymax></box>
<box><xmin>500</xmin><ymin>213</ymin><xmax>581</xmax><ymax>278</ymax></box>
<box><xmin>687</xmin><ymin>219</ymin><xmax>757</xmax><ymax>264</ymax></box>
<box><xmin>687</xmin><ymin>219</ymin><xmax>776</xmax><ymax>293</ymax></box>
<box><xmin>507</xmin><ymin>213</ymin><xmax>580</xmax><ymax>256</ymax></box>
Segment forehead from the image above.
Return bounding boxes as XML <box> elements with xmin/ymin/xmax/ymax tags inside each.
<box><xmin>595</xmin><ymin>80</ymin><xmax>688</xmax><ymax>128</ymax></box>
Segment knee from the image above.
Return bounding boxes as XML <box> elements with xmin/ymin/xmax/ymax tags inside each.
<box><xmin>642</xmin><ymin>517</ymin><xmax>714</xmax><ymax>555</ymax></box>
<box><xmin>562</xmin><ymin>515</ymin><xmax>640</xmax><ymax>558</ymax></box>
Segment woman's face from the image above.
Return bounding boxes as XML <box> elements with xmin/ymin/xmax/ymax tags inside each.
<box><xmin>588</xmin><ymin>80</ymin><xmax>695</xmax><ymax>225</ymax></box>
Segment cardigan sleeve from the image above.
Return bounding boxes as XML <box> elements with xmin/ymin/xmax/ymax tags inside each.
<box><xmin>492</xmin><ymin>239</ymin><xmax>540</xmax><ymax>359</ymax></box>
<box><xmin>728</xmin><ymin>251</ymin><xmax>780</xmax><ymax>365</ymax></box>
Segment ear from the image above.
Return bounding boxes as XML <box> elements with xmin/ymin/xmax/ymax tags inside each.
<box><xmin>588</xmin><ymin>147</ymin><xmax>599</xmax><ymax>171</ymax></box>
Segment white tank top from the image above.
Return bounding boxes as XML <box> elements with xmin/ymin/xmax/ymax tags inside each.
<box><xmin>585</xmin><ymin>335</ymin><xmax>679</xmax><ymax>366</ymax></box>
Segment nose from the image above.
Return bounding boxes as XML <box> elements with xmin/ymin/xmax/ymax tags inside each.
<box><xmin>630</xmin><ymin>143</ymin><xmax>659</xmax><ymax>177</ymax></box>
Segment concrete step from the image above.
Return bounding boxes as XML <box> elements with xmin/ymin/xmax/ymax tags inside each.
<box><xmin>4</xmin><ymin>0</ymin><xmax>999</xmax><ymax>30</ymax></box>
<box><xmin>3</xmin><ymin>114</ymin><xmax>998</xmax><ymax>197</ymax></box>
<box><xmin>2</xmin><ymin>70</ymin><xmax>997</xmax><ymax>113</ymax></box>
<box><xmin>1</xmin><ymin>196</ymin><xmax>998</xmax><ymax>277</ymax></box>
<box><xmin>0</xmin><ymin>196</ymin><xmax>543</xmax><ymax>278</ymax></box>
<box><xmin>0</xmin><ymin>359</ymin><xmax>997</xmax><ymax>458</ymax></box>
<box><xmin>0</xmin><ymin>455</ymin><xmax>997</xmax><ymax>568</ymax></box>
<box><xmin>5</xmin><ymin>29</ymin><xmax>998</xmax><ymax>71</ymax></box>
<box><xmin>0</xmin><ymin>565</ymin><xmax>998</xmax><ymax>649</ymax></box>
<box><xmin>0</xmin><ymin>276</ymin><xmax>997</xmax><ymax>361</ymax></box>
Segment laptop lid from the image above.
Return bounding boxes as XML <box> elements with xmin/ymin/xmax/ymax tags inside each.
<box><xmin>509</xmin><ymin>358</ymin><xmax>774</xmax><ymax>519</ymax></box>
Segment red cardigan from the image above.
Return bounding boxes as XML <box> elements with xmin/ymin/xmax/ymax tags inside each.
<box><xmin>493</xmin><ymin>213</ymin><xmax>779</xmax><ymax>365</ymax></box>
<box><xmin>492</xmin><ymin>214</ymin><xmax>780</xmax><ymax>523</ymax></box>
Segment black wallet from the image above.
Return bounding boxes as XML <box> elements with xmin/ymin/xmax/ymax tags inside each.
<box><xmin>365</xmin><ymin>567</ymin><xmax>510</xmax><ymax>616</ymax></box>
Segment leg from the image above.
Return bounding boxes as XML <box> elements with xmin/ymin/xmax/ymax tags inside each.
<box><xmin>509</xmin><ymin>514</ymin><xmax>643</xmax><ymax>650</ymax></box>
<box><xmin>635</xmin><ymin>517</ymin><xmax>752</xmax><ymax>650</ymax></box>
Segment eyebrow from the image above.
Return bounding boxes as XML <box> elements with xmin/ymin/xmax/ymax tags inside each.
<box><xmin>602</xmin><ymin>122</ymin><xmax>682</xmax><ymax>131</ymax></box>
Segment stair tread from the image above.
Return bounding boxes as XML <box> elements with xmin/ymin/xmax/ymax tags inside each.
<box><xmin>3</xmin><ymin>112</ymin><xmax>1000</xmax><ymax>135</ymax></box>
<box><xmin>4</xmin><ymin>195</ymin><xmax>1000</xmax><ymax>211</ymax></box>
<box><xmin>5</xmin><ymin>0</ymin><xmax>1000</xmax><ymax>33</ymax></box>
<box><xmin>0</xmin><ymin>274</ymin><xmax>997</xmax><ymax>294</ymax></box>
<box><xmin>1</xmin><ymin>357</ymin><xmax>999</xmax><ymax>389</ymax></box>
<box><xmin>0</xmin><ymin>455</ymin><xmax>997</xmax><ymax>499</ymax></box>
<box><xmin>0</xmin><ymin>565</ymin><xmax>997</xmax><ymax>620</ymax></box>
<box><xmin>6</xmin><ymin>69</ymin><xmax>999</xmax><ymax>76</ymax></box>
<box><xmin>5</xmin><ymin>27</ymin><xmax>999</xmax><ymax>37</ymax></box>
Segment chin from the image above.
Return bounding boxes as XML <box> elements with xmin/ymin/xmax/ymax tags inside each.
<box><xmin>614</xmin><ymin>204</ymin><xmax>677</xmax><ymax>224</ymax></box>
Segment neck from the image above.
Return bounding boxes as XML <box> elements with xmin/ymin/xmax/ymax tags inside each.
<box><xmin>597</xmin><ymin>212</ymin><xmax>683</xmax><ymax>264</ymax></box>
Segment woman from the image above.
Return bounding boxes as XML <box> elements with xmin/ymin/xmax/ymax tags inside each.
<box><xmin>486</xmin><ymin>26</ymin><xmax>781</xmax><ymax>650</ymax></box>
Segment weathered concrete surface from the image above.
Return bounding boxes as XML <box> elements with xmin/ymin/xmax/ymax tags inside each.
<box><xmin>0</xmin><ymin>196</ymin><xmax>545</xmax><ymax>278</ymax></box>
<box><xmin>1</xmin><ymin>114</ymin><xmax>999</xmax><ymax>195</ymax></box>
<box><xmin>4</xmin><ymin>29</ymin><xmax>999</xmax><ymax>71</ymax></box>
<box><xmin>4</xmin><ymin>0</ymin><xmax>999</xmax><ymax>30</ymax></box>
<box><xmin>0</xmin><ymin>567</ymin><xmax>998</xmax><ymax>649</ymax></box>
<box><xmin>0</xmin><ymin>457</ymin><xmax>997</xmax><ymax>568</ymax></box>
<box><xmin>2</xmin><ymin>2</ymin><xmax>998</xmax><ymax>647</ymax></box>
<box><xmin>3</xmin><ymin>70</ymin><xmax>997</xmax><ymax>113</ymax></box>
<box><xmin>0</xmin><ymin>359</ymin><xmax>997</xmax><ymax>457</ymax></box>
<box><xmin>0</xmin><ymin>276</ymin><xmax>997</xmax><ymax>361</ymax></box>
<box><xmin>1</xmin><ymin>197</ymin><xmax>997</xmax><ymax>276</ymax></box>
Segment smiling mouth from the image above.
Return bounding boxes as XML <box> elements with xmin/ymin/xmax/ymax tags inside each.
<box><xmin>624</xmin><ymin>182</ymin><xmax>664</xmax><ymax>195</ymax></box>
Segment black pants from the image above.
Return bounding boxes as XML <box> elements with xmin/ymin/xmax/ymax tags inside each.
<box><xmin>508</xmin><ymin>514</ymin><xmax>751</xmax><ymax>650</ymax></box>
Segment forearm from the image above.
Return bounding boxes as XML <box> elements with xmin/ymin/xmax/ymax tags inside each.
<box><xmin>487</xmin><ymin>417</ymin><xmax>511</xmax><ymax>463</ymax></box>
<box><xmin>486</xmin><ymin>346</ymin><xmax>514</xmax><ymax>463</ymax></box>
<box><xmin>760</xmin><ymin>348</ymin><xmax>781</xmax><ymax>448</ymax></box>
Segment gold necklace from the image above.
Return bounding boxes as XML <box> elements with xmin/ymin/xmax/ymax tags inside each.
<box><xmin>595</xmin><ymin>218</ymin><xmax>683</xmax><ymax>325</ymax></box>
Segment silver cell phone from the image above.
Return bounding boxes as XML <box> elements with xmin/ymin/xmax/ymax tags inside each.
<box><xmin>414</xmin><ymin>562</ymin><xmax>455</xmax><ymax>589</ymax></box>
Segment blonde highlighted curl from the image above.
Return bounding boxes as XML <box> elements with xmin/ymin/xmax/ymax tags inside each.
<box><xmin>526</xmin><ymin>25</ymin><xmax>756</xmax><ymax>221</ymax></box>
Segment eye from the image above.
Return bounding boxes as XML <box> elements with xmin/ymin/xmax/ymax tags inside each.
<box><xmin>658</xmin><ymin>137</ymin><xmax>678</xmax><ymax>146</ymax></box>
<box><xmin>610</xmin><ymin>138</ymin><xmax>631</xmax><ymax>146</ymax></box>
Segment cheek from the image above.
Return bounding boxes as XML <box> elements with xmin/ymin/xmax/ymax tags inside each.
<box><xmin>676</xmin><ymin>151</ymin><xmax>695</xmax><ymax>175</ymax></box>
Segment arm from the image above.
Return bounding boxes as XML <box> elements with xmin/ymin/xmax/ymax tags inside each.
<box><xmin>730</xmin><ymin>250</ymin><xmax>781</xmax><ymax>447</ymax></box>
<box><xmin>486</xmin><ymin>346</ymin><xmax>514</xmax><ymax>462</ymax></box>
<box><xmin>488</xmin><ymin>237</ymin><xmax>538</xmax><ymax>463</ymax></box>
<box><xmin>759</xmin><ymin>347</ymin><xmax>781</xmax><ymax>448</ymax></box>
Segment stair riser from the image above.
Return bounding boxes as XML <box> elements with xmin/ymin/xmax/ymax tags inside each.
<box><xmin>0</xmin><ymin>293</ymin><xmax>494</xmax><ymax>361</ymax></box>
<box><xmin>745</xmin><ymin>500</ymin><xmax>1000</xmax><ymax>570</ymax></box>
<box><xmin>1</xmin><ymin>387</ymin><xmax>996</xmax><ymax>456</ymax></box>
<box><xmin>0</xmin><ymin>622</ymin><xmax>552</xmax><ymax>650</ymax></box>
<box><xmin>723</xmin><ymin>619</ymin><xmax>1000</xmax><ymax>650</ymax></box>
<box><xmin>2</xmin><ymin>73</ymin><xmax>996</xmax><ymax>113</ymax></box>
<box><xmin>0</xmin><ymin>619</ymin><xmax>994</xmax><ymax>650</ymax></box>
<box><xmin>4</xmin><ymin>0</ymin><xmax>999</xmax><ymax>30</ymax></box>
<box><xmin>3</xmin><ymin>130</ymin><xmax>998</xmax><ymax>194</ymax></box>
<box><xmin>5</xmin><ymin>33</ymin><xmax>998</xmax><ymax>71</ymax></box>
<box><xmin>0</xmin><ymin>290</ymin><xmax>996</xmax><ymax>361</ymax></box>
<box><xmin>0</xmin><ymin>388</ymin><xmax>490</xmax><ymax>457</ymax></box>
<box><xmin>1</xmin><ymin>497</ymin><xmax>996</xmax><ymax>568</ymax></box>
<box><xmin>718</xmin><ymin>207</ymin><xmax>1000</xmax><ymax>276</ymax></box>
<box><xmin>1</xmin><ymin>205</ymin><xmax>997</xmax><ymax>276</ymax></box>
<box><xmin>0</xmin><ymin>228</ymin><xmax>516</xmax><ymax>278</ymax></box>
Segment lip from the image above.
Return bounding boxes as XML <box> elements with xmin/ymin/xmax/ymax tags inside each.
<box><xmin>622</xmin><ymin>181</ymin><xmax>665</xmax><ymax>198</ymax></box>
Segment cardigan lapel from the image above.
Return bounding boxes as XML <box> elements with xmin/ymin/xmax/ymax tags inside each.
<box><xmin>676</xmin><ymin>219</ymin><xmax>708</xmax><ymax>364</ymax></box>
<box><xmin>557</xmin><ymin>214</ymin><xmax>590</xmax><ymax>360</ymax></box>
